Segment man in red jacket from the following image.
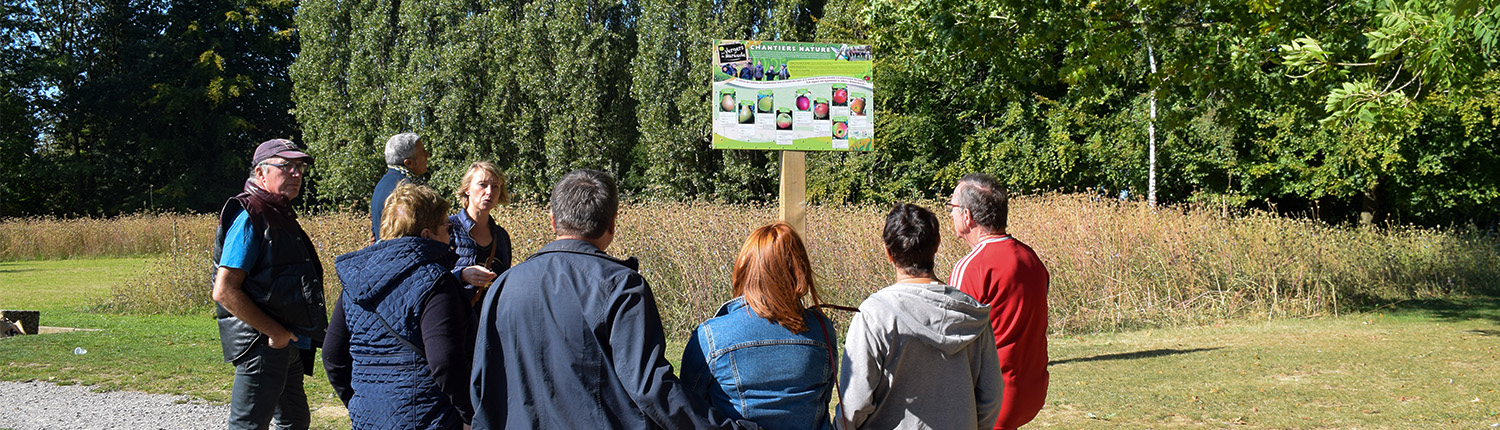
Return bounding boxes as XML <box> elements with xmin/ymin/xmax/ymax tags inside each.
<box><xmin>946</xmin><ymin>173</ymin><xmax>1050</xmax><ymax>430</ymax></box>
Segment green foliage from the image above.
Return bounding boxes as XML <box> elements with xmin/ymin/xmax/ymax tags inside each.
<box><xmin>1388</xmin><ymin>74</ymin><xmax>1500</xmax><ymax>223</ymax></box>
<box><xmin>1280</xmin><ymin>37</ymin><xmax>1333</xmax><ymax>75</ymax></box>
<box><xmin>1282</xmin><ymin>0</ymin><xmax>1494</xmax><ymax>126</ymax></box>
<box><xmin>838</xmin><ymin>0</ymin><xmax>1500</xmax><ymax>225</ymax></box>
<box><xmin>0</xmin><ymin>0</ymin><xmax>1496</xmax><ymax>227</ymax></box>
<box><xmin>1261</xmin><ymin>0</ymin><xmax>1500</xmax><ymax>223</ymax></box>
<box><xmin>293</xmin><ymin>0</ymin><xmax>643</xmax><ymax>206</ymax></box>
<box><xmin>632</xmin><ymin>0</ymin><xmax>718</xmax><ymax>199</ymax></box>
<box><xmin>0</xmin><ymin>0</ymin><xmax>300</xmax><ymax>216</ymax></box>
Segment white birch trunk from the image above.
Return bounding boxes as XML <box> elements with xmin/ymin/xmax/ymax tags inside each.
<box><xmin>1147</xmin><ymin>43</ymin><xmax>1158</xmax><ymax>208</ymax></box>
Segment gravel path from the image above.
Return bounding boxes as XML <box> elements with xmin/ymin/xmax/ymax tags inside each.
<box><xmin>0</xmin><ymin>380</ymin><xmax>226</xmax><ymax>430</ymax></box>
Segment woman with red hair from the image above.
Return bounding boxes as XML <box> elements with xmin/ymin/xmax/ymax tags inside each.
<box><xmin>681</xmin><ymin>222</ymin><xmax>838</xmax><ymax>430</ymax></box>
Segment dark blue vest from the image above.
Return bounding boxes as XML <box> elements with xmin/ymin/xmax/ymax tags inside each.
<box><xmin>337</xmin><ymin>237</ymin><xmax>460</xmax><ymax>430</ymax></box>
<box><xmin>212</xmin><ymin>187</ymin><xmax>326</xmax><ymax>364</ymax></box>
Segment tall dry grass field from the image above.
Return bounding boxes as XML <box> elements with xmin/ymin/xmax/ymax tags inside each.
<box><xmin>0</xmin><ymin>213</ymin><xmax>212</xmax><ymax>261</ymax></box>
<box><xmin>1020</xmin><ymin>195</ymin><xmax>1499</xmax><ymax>332</ymax></box>
<box><xmin>5</xmin><ymin>195</ymin><xmax>1496</xmax><ymax>337</ymax></box>
<box><xmin>88</xmin><ymin>211</ymin><xmax>371</xmax><ymax>315</ymax></box>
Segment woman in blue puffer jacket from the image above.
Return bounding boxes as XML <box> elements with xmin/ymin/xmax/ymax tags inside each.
<box><xmin>682</xmin><ymin>221</ymin><xmax>838</xmax><ymax>430</ymax></box>
<box><xmin>324</xmin><ymin>183</ymin><xmax>475</xmax><ymax>429</ymax></box>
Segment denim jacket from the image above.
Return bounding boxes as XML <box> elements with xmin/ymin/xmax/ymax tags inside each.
<box><xmin>682</xmin><ymin>297</ymin><xmax>837</xmax><ymax>430</ymax></box>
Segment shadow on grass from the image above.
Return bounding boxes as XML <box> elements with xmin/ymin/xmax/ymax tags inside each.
<box><xmin>1465</xmin><ymin>329</ymin><xmax>1500</xmax><ymax>336</ymax></box>
<box><xmin>1050</xmin><ymin>347</ymin><xmax>1221</xmax><ymax>366</ymax></box>
<box><xmin>1356</xmin><ymin>296</ymin><xmax>1500</xmax><ymax>325</ymax></box>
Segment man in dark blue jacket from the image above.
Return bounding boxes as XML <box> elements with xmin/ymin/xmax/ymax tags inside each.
<box><xmin>471</xmin><ymin>169</ymin><xmax>757</xmax><ymax>430</ymax></box>
<box><xmin>370</xmin><ymin>132</ymin><xmax>431</xmax><ymax>243</ymax></box>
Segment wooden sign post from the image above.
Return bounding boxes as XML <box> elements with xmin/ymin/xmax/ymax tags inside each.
<box><xmin>779</xmin><ymin>151</ymin><xmax>807</xmax><ymax>234</ymax></box>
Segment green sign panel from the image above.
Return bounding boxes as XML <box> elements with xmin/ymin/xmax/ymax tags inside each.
<box><xmin>712</xmin><ymin>40</ymin><xmax>874</xmax><ymax>151</ymax></box>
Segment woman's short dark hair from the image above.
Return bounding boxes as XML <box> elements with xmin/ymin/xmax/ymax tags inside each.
<box><xmin>549</xmin><ymin>169</ymin><xmax>617</xmax><ymax>239</ymax></box>
<box><xmin>883</xmin><ymin>203</ymin><xmax>941</xmax><ymax>276</ymax></box>
<box><xmin>955</xmin><ymin>173</ymin><xmax>1008</xmax><ymax>232</ymax></box>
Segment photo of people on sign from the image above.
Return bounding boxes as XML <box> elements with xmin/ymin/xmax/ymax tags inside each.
<box><xmin>712</xmin><ymin>40</ymin><xmax>874</xmax><ymax>152</ymax></box>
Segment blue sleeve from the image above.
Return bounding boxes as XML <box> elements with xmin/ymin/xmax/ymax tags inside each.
<box><xmin>449</xmin><ymin>214</ymin><xmax>468</xmax><ymax>282</ymax></box>
<box><xmin>608</xmin><ymin>276</ymin><xmax>755</xmax><ymax>429</ymax></box>
<box><xmin>218</xmin><ymin>211</ymin><xmax>259</xmax><ymax>270</ymax></box>
<box><xmin>679</xmin><ymin>326</ymin><xmax>712</xmax><ymax>400</ymax></box>
<box><xmin>371</xmin><ymin>181</ymin><xmax>389</xmax><ymax>242</ymax></box>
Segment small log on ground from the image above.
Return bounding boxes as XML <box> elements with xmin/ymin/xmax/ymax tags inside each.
<box><xmin>0</xmin><ymin>310</ymin><xmax>39</xmax><ymax>335</ymax></box>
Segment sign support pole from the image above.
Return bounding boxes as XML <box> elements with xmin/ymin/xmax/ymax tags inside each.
<box><xmin>779</xmin><ymin>150</ymin><xmax>807</xmax><ymax>234</ymax></box>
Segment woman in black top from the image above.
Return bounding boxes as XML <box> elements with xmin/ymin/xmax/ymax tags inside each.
<box><xmin>449</xmin><ymin>161</ymin><xmax>513</xmax><ymax>306</ymax></box>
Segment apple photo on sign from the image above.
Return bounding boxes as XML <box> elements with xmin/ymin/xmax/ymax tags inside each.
<box><xmin>831</xmin><ymin>84</ymin><xmax>848</xmax><ymax>106</ymax></box>
<box><xmin>832</xmin><ymin>117</ymin><xmax>849</xmax><ymax>139</ymax></box>
<box><xmin>776</xmin><ymin>108</ymin><xmax>793</xmax><ymax>130</ymax></box>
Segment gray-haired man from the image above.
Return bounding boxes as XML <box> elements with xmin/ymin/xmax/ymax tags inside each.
<box><xmin>212</xmin><ymin>139</ymin><xmax>327</xmax><ymax>430</ymax></box>
<box><xmin>370</xmin><ymin>132</ymin><xmax>431</xmax><ymax>242</ymax></box>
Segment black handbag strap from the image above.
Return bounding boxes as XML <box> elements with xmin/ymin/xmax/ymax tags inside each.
<box><xmin>348</xmin><ymin>294</ymin><xmax>424</xmax><ymax>356</ymax></box>
<box><xmin>373</xmin><ymin>312</ymin><xmax>424</xmax><ymax>357</ymax></box>
<box><xmin>814</xmin><ymin>303</ymin><xmax>860</xmax><ymax>313</ymax></box>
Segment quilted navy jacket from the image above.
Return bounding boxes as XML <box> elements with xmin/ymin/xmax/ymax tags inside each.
<box><xmin>326</xmin><ymin>237</ymin><xmax>472</xmax><ymax>429</ymax></box>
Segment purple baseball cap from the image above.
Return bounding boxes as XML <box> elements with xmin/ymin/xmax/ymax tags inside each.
<box><xmin>252</xmin><ymin>139</ymin><xmax>313</xmax><ymax>164</ymax></box>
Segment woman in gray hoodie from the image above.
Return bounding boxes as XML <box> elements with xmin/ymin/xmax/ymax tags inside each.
<box><xmin>838</xmin><ymin>203</ymin><xmax>1004</xmax><ymax>430</ymax></box>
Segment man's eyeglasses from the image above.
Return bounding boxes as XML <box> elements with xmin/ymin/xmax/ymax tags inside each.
<box><xmin>260</xmin><ymin>161</ymin><xmax>312</xmax><ymax>175</ymax></box>
<box><xmin>945</xmin><ymin>202</ymin><xmax>964</xmax><ymax>211</ymax></box>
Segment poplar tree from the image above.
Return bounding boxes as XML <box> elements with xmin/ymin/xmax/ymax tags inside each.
<box><xmin>294</xmin><ymin>0</ymin><xmax>640</xmax><ymax>203</ymax></box>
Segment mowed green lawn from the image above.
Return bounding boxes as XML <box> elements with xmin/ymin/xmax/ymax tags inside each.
<box><xmin>1038</xmin><ymin>301</ymin><xmax>1500</xmax><ymax>428</ymax></box>
<box><xmin>3</xmin><ymin>258</ymin><xmax>1499</xmax><ymax>429</ymax></box>
<box><xmin>0</xmin><ymin>258</ymin><xmax>353</xmax><ymax>429</ymax></box>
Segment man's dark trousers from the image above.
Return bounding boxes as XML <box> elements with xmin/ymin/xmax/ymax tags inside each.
<box><xmin>228</xmin><ymin>343</ymin><xmax>309</xmax><ymax>430</ymax></box>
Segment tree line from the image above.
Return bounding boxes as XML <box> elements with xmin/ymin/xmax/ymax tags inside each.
<box><xmin>3</xmin><ymin>0</ymin><xmax>1497</xmax><ymax>227</ymax></box>
<box><xmin>1</xmin><ymin>0</ymin><xmax>299</xmax><ymax>216</ymax></box>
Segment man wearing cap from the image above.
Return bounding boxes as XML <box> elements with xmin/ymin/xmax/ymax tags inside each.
<box><xmin>211</xmin><ymin>139</ymin><xmax>328</xmax><ymax>430</ymax></box>
<box><xmin>370</xmin><ymin>132</ymin><xmax>431</xmax><ymax>242</ymax></box>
